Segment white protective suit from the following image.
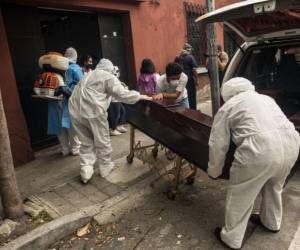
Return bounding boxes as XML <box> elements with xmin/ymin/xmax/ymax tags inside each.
<box><xmin>208</xmin><ymin>77</ymin><xmax>300</xmax><ymax>249</ymax></box>
<box><xmin>69</xmin><ymin>59</ymin><xmax>150</xmax><ymax>183</ymax></box>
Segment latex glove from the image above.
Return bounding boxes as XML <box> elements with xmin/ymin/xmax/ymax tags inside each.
<box><xmin>139</xmin><ymin>95</ymin><xmax>153</xmax><ymax>101</ymax></box>
<box><xmin>152</xmin><ymin>93</ymin><xmax>163</xmax><ymax>100</ymax></box>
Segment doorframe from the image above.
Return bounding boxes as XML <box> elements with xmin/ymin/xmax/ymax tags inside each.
<box><xmin>3</xmin><ymin>0</ymin><xmax>137</xmax><ymax>87</ymax></box>
<box><xmin>1</xmin><ymin>1</ymin><xmax>137</xmax><ymax>162</ymax></box>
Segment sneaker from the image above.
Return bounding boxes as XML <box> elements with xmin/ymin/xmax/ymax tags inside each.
<box><xmin>214</xmin><ymin>227</ymin><xmax>241</xmax><ymax>250</ymax></box>
<box><xmin>116</xmin><ymin>125</ymin><xmax>127</xmax><ymax>133</ymax></box>
<box><xmin>100</xmin><ymin>162</ymin><xmax>115</xmax><ymax>178</ymax></box>
<box><xmin>110</xmin><ymin>129</ymin><xmax>122</xmax><ymax>136</ymax></box>
<box><xmin>250</xmin><ymin>214</ymin><xmax>280</xmax><ymax>233</ymax></box>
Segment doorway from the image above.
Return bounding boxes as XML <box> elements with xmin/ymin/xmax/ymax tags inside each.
<box><xmin>39</xmin><ymin>9</ymin><xmax>102</xmax><ymax>65</ymax></box>
<box><xmin>2</xmin><ymin>4</ymin><xmax>129</xmax><ymax>149</ymax></box>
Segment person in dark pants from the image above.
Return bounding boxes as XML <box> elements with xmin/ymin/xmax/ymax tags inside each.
<box><xmin>108</xmin><ymin>66</ymin><xmax>128</xmax><ymax>136</ymax></box>
<box><xmin>175</xmin><ymin>43</ymin><xmax>199</xmax><ymax>110</ymax></box>
<box><xmin>108</xmin><ymin>102</ymin><xmax>127</xmax><ymax>136</ymax></box>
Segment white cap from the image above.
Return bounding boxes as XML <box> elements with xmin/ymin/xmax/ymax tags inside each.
<box><xmin>221</xmin><ymin>77</ymin><xmax>255</xmax><ymax>102</ymax></box>
<box><xmin>64</xmin><ymin>47</ymin><xmax>77</xmax><ymax>63</ymax></box>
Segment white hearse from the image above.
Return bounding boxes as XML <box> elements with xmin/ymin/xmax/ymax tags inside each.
<box><xmin>197</xmin><ymin>0</ymin><xmax>300</xmax><ymax>129</ymax></box>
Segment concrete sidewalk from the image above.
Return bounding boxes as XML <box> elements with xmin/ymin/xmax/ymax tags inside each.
<box><xmin>8</xmin><ymin>91</ymin><xmax>300</xmax><ymax>249</ymax></box>
<box><xmin>50</xmin><ymin>166</ymin><xmax>300</xmax><ymax>250</ymax></box>
<box><xmin>15</xmin><ymin>128</ymin><xmax>159</xmax><ymax>218</ymax></box>
<box><xmin>14</xmin><ymin>86</ymin><xmax>213</xmax><ymax>209</ymax></box>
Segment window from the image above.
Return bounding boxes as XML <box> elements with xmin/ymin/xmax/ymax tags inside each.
<box><xmin>184</xmin><ymin>2</ymin><xmax>207</xmax><ymax>66</ymax></box>
<box><xmin>224</xmin><ymin>26</ymin><xmax>243</xmax><ymax>59</ymax></box>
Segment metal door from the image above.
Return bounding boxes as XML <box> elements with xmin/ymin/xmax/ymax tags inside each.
<box><xmin>40</xmin><ymin>9</ymin><xmax>102</xmax><ymax>64</ymax></box>
<box><xmin>98</xmin><ymin>14</ymin><xmax>128</xmax><ymax>82</ymax></box>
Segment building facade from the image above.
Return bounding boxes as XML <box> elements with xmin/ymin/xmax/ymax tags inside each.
<box><xmin>0</xmin><ymin>0</ymin><xmax>232</xmax><ymax>166</ymax></box>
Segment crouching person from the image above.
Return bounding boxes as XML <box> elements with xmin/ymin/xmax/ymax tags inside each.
<box><xmin>208</xmin><ymin>77</ymin><xmax>300</xmax><ymax>249</ymax></box>
<box><xmin>69</xmin><ymin>59</ymin><xmax>151</xmax><ymax>183</ymax></box>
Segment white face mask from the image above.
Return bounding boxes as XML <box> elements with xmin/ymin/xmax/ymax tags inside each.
<box><xmin>169</xmin><ymin>80</ymin><xmax>179</xmax><ymax>86</ymax></box>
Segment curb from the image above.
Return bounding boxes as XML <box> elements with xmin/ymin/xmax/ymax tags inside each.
<box><xmin>1</xmin><ymin>172</ymin><xmax>160</xmax><ymax>250</ymax></box>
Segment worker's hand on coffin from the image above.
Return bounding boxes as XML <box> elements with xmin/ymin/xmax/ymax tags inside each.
<box><xmin>152</xmin><ymin>93</ymin><xmax>164</xmax><ymax>100</ymax></box>
<box><xmin>139</xmin><ymin>94</ymin><xmax>153</xmax><ymax>101</ymax></box>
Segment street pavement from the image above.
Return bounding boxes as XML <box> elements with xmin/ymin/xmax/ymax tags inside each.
<box><xmin>50</xmin><ymin>164</ymin><xmax>300</xmax><ymax>250</ymax></box>
<box><xmin>10</xmin><ymin>90</ymin><xmax>300</xmax><ymax>249</ymax></box>
<box><xmin>15</xmin><ymin>128</ymin><xmax>155</xmax><ymax>218</ymax></box>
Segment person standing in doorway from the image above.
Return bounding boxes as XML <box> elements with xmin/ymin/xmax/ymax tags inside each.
<box><xmin>175</xmin><ymin>43</ymin><xmax>199</xmax><ymax>110</ymax></box>
<box><xmin>47</xmin><ymin>48</ymin><xmax>82</xmax><ymax>156</ymax></box>
<box><xmin>59</xmin><ymin>47</ymin><xmax>83</xmax><ymax>155</ymax></box>
<box><xmin>80</xmin><ymin>54</ymin><xmax>94</xmax><ymax>75</ymax></box>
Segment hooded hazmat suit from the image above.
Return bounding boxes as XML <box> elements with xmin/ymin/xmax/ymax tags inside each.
<box><xmin>208</xmin><ymin>77</ymin><xmax>300</xmax><ymax>249</ymax></box>
<box><xmin>69</xmin><ymin>59</ymin><xmax>150</xmax><ymax>183</ymax></box>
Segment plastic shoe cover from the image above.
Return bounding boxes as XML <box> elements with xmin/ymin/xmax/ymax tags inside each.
<box><xmin>100</xmin><ymin>162</ymin><xmax>115</xmax><ymax>178</ymax></box>
<box><xmin>80</xmin><ymin>165</ymin><xmax>94</xmax><ymax>184</ymax></box>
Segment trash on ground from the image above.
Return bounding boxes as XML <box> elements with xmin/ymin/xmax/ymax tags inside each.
<box><xmin>76</xmin><ymin>223</ymin><xmax>91</xmax><ymax>237</ymax></box>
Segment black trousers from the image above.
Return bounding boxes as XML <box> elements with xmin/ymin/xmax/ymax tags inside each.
<box><xmin>186</xmin><ymin>78</ymin><xmax>197</xmax><ymax>110</ymax></box>
<box><xmin>108</xmin><ymin>102</ymin><xmax>126</xmax><ymax>129</ymax></box>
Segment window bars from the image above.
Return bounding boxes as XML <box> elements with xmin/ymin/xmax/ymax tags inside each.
<box><xmin>184</xmin><ymin>2</ymin><xmax>207</xmax><ymax>66</ymax></box>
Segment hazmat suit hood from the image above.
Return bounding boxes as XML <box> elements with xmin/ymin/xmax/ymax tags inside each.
<box><xmin>96</xmin><ymin>59</ymin><xmax>115</xmax><ymax>74</ymax></box>
<box><xmin>221</xmin><ymin>77</ymin><xmax>255</xmax><ymax>102</ymax></box>
<box><xmin>64</xmin><ymin>47</ymin><xmax>78</xmax><ymax>64</ymax></box>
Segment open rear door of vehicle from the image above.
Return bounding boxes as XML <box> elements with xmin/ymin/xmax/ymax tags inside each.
<box><xmin>196</xmin><ymin>0</ymin><xmax>300</xmax><ymax>42</ymax></box>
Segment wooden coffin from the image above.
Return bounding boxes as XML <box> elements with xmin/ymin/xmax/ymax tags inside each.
<box><xmin>126</xmin><ymin>100</ymin><xmax>235</xmax><ymax>179</ymax></box>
